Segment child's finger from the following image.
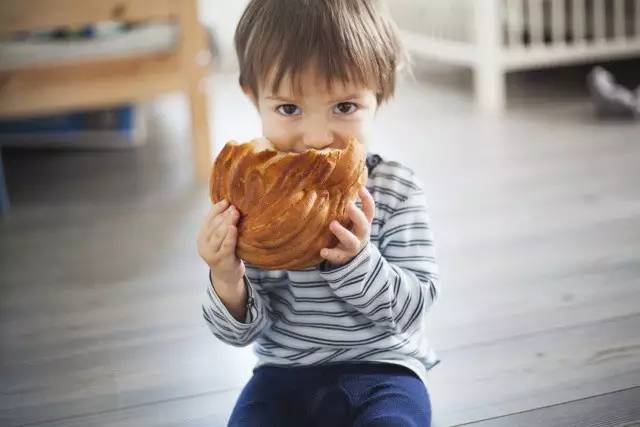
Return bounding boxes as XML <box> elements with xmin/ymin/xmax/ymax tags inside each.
<box><xmin>347</xmin><ymin>202</ymin><xmax>370</xmax><ymax>240</ymax></box>
<box><xmin>218</xmin><ymin>224</ymin><xmax>238</xmax><ymax>257</ymax></box>
<box><xmin>209</xmin><ymin>221</ymin><xmax>229</xmax><ymax>254</ymax></box>
<box><xmin>207</xmin><ymin>205</ymin><xmax>237</xmax><ymax>241</ymax></box>
<box><xmin>329</xmin><ymin>220</ymin><xmax>360</xmax><ymax>253</ymax></box>
<box><xmin>211</xmin><ymin>199</ymin><xmax>229</xmax><ymax>218</ymax></box>
<box><xmin>320</xmin><ymin>247</ymin><xmax>350</xmax><ymax>265</ymax></box>
<box><xmin>211</xmin><ymin>208</ymin><xmax>240</xmax><ymax>253</ymax></box>
<box><xmin>204</xmin><ymin>200</ymin><xmax>229</xmax><ymax>231</ymax></box>
<box><xmin>197</xmin><ymin>225</ymin><xmax>211</xmax><ymax>257</ymax></box>
<box><xmin>358</xmin><ymin>187</ymin><xmax>375</xmax><ymax>223</ymax></box>
<box><xmin>199</xmin><ymin>205</ymin><xmax>227</xmax><ymax>251</ymax></box>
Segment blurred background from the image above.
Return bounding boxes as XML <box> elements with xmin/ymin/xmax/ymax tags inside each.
<box><xmin>1</xmin><ymin>1</ymin><xmax>639</xmax><ymax>426</ymax></box>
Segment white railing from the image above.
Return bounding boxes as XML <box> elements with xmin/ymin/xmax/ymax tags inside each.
<box><xmin>501</xmin><ymin>0</ymin><xmax>640</xmax><ymax>69</ymax></box>
<box><xmin>394</xmin><ymin>0</ymin><xmax>640</xmax><ymax>111</ymax></box>
<box><xmin>398</xmin><ymin>0</ymin><xmax>640</xmax><ymax>47</ymax></box>
<box><xmin>502</xmin><ymin>0</ymin><xmax>640</xmax><ymax>49</ymax></box>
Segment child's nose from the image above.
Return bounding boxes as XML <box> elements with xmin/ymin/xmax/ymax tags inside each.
<box><xmin>302</xmin><ymin>128</ymin><xmax>334</xmax><ymax>150</ymax></box>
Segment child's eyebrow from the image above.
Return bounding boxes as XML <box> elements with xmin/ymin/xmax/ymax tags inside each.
<box><xmin>329</xmin><ymin>94</ymin><xmax>362</xmax><ymax>103</ymax></box>
<box><xmin>266</xmin><ymin>94</ymin><xmax>365</xmax><ymax>103</ymax></box>
<box><xmin>266</xmin><ymin>95</ymin><xmax>297</xmax><ymax>102</ymax></box>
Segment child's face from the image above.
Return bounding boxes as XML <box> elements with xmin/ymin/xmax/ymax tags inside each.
<box><xmin>245</xmin><ymin>67</ymin><xmax>378</xmax><ymax>153</ymax></box>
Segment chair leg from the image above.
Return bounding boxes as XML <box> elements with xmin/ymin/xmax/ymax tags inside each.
<box><xmin>0</xmin><ymin>150</ymin><xmax>10</xmax><ymax>217</ymax></box>
<box><xmin>176</xmin><ymin>0</ymin><xmax>213</xmax><ymax>184</ymax></box>
<box><xmin>189</xmin><ymin>79</ymin><xmax>212</xmax><ymax>184</ymax></box>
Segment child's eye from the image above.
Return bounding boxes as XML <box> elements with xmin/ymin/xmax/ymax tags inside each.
<box><xmin>334</xmin><ymin>102</ymin><xmax>358</xmax><ymax>115</ymax></box>
<box><xmin>276</xmin><ymin>104</ymin><xmax>302</xmax><ymax>116</ymax></box>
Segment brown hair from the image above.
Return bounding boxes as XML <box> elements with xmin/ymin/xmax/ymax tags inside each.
<box><xmin>234</xmin><ymin>0</ymin><xmax>408</xmax><ymax>104</ymax></box>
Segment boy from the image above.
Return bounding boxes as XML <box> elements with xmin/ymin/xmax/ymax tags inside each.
<box><xmin>197</xmin><ymin>1</ymin><xmax>440</xmax><ymax>425</ymax></box>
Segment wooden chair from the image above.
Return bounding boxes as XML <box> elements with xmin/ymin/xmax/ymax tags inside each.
<box><xmin>0</xmin><ymin>0</ymin><xmax>213</xmax><ymax>214</ymax></box>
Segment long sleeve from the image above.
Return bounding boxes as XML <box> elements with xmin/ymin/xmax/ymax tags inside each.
<box><xmin>202</xmin><ymin>267</ymin><xmax>272</xmax><ymax>347</ymax></box>
<box><xmin>200</xmin><ymin>157</ymin><xmax>440</xmax><ymax>377</ymax></box>
<box><xmin>319</xmin><ymin>185</ymin><xmax>439</xmax><ymax>336</ymax></box>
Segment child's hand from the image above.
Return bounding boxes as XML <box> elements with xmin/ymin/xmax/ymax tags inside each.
<box><xmin>197</xmin><ymin>199</ymin><xmax>245</xmax><ymax>287</ymax></box>
<box><xmin>321</xmin><ymin>187</ymin><xmax>375</xmax><ymax>267</ymax></box>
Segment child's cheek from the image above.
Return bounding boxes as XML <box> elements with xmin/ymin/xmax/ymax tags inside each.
<box><xmin>261</xmin><ymin>118</ymin><xmax>296</xmax><ymax>151</ymax></box>
<box><xmin>344</xmin><ymin>123</ymin><xmax>371</xmax><ymax>147</ymax></box>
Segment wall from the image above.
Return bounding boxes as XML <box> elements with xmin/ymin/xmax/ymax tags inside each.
<box><xmin>198</xmin><ymin>0</ymin><xmax>250</xmax><ymax>71</ymax></box>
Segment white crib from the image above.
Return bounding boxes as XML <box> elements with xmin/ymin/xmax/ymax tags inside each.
<box><xmin>389</xmin><ymin>0</ymin><xmax>640</xmax><ymax>111</ymax></box>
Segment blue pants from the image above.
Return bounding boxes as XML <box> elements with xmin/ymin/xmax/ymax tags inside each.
<box><xmin>228</xmin><ymin>362</ymin><xmax>431</xmax><ymax>427</ymax></box>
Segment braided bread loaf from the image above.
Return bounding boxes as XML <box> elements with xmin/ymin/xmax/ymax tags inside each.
<box><xmin>209</xmin><ymin>138</ymin><xmax>367</xmax><ymax>270</ymax></box>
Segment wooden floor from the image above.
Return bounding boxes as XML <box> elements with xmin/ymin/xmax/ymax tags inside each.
<box><xmin>1</xmin><ymin>61</ymin><xmax>640</xmax><ymax>426</ymax></box>
<box><xmin>456</xmin><ymin>387</ymin><xmax>640</xmax><ymax>427</ymax></box>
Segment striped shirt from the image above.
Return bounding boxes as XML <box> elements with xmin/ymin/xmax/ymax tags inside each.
<box><xmin>202</xmin><ymin>154</ymin><xmax>440</xmax><ymax>384</ymax></box>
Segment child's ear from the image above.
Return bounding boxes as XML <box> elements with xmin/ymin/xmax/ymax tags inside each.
<box><xmin>241</xmin><ymin>85</ymin><xmax>259</xmax><ymax>108</ymax></box>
